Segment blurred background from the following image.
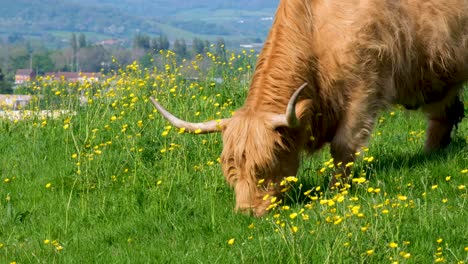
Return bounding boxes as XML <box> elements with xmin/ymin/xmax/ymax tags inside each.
<box><xmin>0</xmin><ymin>0</ymin><xmax>278</xmax><ymax>91</ymax></box>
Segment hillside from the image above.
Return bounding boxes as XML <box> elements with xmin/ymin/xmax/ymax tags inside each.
<box><xmin>0</xmin><ymin>0</ymin><xmax>278</xmax><ymax>46</ymax></box>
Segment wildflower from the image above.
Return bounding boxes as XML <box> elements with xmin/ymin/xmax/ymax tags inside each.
<box><xmin>366</xmin><ymin>249</ymin><xmax>374</xmax><ymax>255</ymax></box>
<box><xmin>445</xmin><ymin>176</ymin><xmax>451</xmax><ymax>181</ymax></box>
<box><xmin>336</xmin><ymin>195</ymin><xmax>345</xmax><ymax>202</ymax></box>
<box><xmin>291</xmin><ymin>226</ymin><xmax>299</xmax><ymax>233</ymax></box>
<box><xmin>458</xmin><ymin>185</ymin><xmax>466</xmax><ymax>190</ymax></box>
<box><xmin>45</xmin><ymin>183</ymin><xmax>52</xmax><ymax>189</ymax></box>
<box><xmin>437</xmin><ymin>238</ymin><xmax>443</xmax><ymax>243</ymax></box>
<box><xmin>400</xmin><ymin>252</ymin><xmax>411</xmax><ymax>259</ymax></box>
<box><xmin>389</xmin><ymin>242</ymin><xmax>398</xmax><ymax>248</ymax></box>
<box><xmin>397</xmin><ymin>195</ymin><xmax>407</xmax><ymax>201</ymax></box>
<box><xmin>432</xmin><ymin>185</ymin><xmax>438</xmax><ymax>190</ymax></box>
<box><xmin>4</xmin><ymin>178</ymin><xmax>10</xmax><ymax>183</ymax></box>
<box><xmin>333</xmin><ymin>217</ymin><xmax>343</xmax><ymax>225</ymax></box>
<box><xmin>352</xmin><ymin>177</ymin><xmax>366</xmax><ymax>184</ymax></box>
<box><xmin>194</xmin><ymin>129</ymin><xmax>202</xmax><ymax>134</ymax></box>
<box><xmin>435</xmin><ymin>258</ymin><xmax>445</xmax><ymax>263</ymax></box>
<box><xmin>461</xmin><ymin>169</ymin><xmax>468</xmax><ymax>173</ymax></box>
<box><xmin>228</xmin><ymin>238</ymin><xmax>235</xmax><ymax>245</ymax></box>
<box><xmin>290</xmin><ymin>213</ymin><xmax>298</xmax><ymax>219</ymax></box>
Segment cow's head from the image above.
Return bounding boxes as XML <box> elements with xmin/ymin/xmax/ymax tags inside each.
<box><xmin>150</xmin><ymin>83</ymin><xmax>307</xmax><ymax>216</ymax></box>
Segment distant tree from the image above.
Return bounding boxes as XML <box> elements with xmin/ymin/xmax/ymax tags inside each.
<box><xmin>151</xmin><ymin>37</ymin><xmax>160</xmax><ymax>53</ymax></box>
<box><xmin>173</xmin><ymin>39</ymin><xmax>181</xmax><ymax>54</ymax></box>
<box><xmin>78</xmin><ymin>33</ymin><xmax>87</xmax><ymax>48</ymax></box>
<box><xmin>152</xmin><ymin>35</ymin><xmax>170</xmax><ymax>53</ymax></box>
<box><xmin>159</xmin><ymin>35</ymin><xmax>170</xmax><ymax>50</ymax></box>
<box><xmin>173</xmin><ymin>38</ymin><xmax>188</xmax><ymax>59</ymax></box>
<box><xmin>9</xmin><ymin>48</ymin><xmax>30</xmax><ymax>70</ymax></box>
<box><xmin>70</xmin><ymin>33</ymin><xmax>78</xmax><ymax>71</ymax></box>
<box><xmin>204</xmin><ymin>40</ymin><xmax>211</xmax><ymax>53</ymax></box>
<box><xmin>191</xmin><ymin>37</ymin><xmax>205</xmax><ymax>55</ymax></box>
<box><xmin>133</xmin><ymin>33</ymin><xmax>151</xmax><ymax>51</ymax></box>
<box><xmin>78</xmin><ymin>45</ymin><xmax>110</xmax><ymax>72</ymax></box>
<box><xmin>110</xmin><ymin>49</ymin><xmax>133</xmax><ymax>70</ymax></box>
<box><xmin>0</xmin><ymin>67</ymin><xmax>12</xmax><ymax>94</ymax></box>
<box><xmin>51</xmin><ymin>50</ymin><xmax>72</xmax><ymax>72</ymax></box>
<box><xmin>32</xmin><ymin>51</ymin><xmax>54</xmax><ymax>74</ymax></box>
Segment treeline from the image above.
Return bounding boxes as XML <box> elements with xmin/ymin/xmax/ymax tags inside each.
<box><xmin>0</xmin><ymin>32</ymin><xmax>231</xmax><ymax>93</ymax></box>
<box><xmin>133</xmin><ymin>33</ymin><xmax>227</xmax><ymax>61</ymax></box>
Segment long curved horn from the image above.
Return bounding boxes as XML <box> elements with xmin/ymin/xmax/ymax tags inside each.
<box><xmin>150</xmin><ymin>97</ymin><xmax>227</xmax><ymax>133</ymax></box>
<box><xmin>270</xmin><ymin>83</ymin><xmax>308</xmax><ymax>128</ymax></box>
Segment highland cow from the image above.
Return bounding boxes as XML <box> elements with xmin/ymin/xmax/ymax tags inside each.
<box><xmin>151</xmin><ymin>0</ymin><xmax>467</xmax><ymax>216</ymax></box>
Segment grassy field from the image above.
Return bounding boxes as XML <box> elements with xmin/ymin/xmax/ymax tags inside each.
<box><xmin>0</xmin><ymin>50</ymin><xmax>467</xmax><ymax>263</ymax></box>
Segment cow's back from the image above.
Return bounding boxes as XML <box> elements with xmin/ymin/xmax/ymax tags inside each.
<box><xmin>310</xmin><ymin>0</ymin><xmax>468</xmax><ymax>108</ymax></box>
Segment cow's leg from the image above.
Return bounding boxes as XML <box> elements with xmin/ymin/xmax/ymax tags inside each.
<box><xmin>422</xmin><ymin>87</ymin><xmax>465</xmax><ymax>152</ymax></box>
<box><xmin>329</xmin><ymin>91</ymin><xmax>380</xmax><ymax>188</ymax></box>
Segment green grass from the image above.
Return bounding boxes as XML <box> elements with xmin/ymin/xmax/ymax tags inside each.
<box><xmin>0</xmin><ymin>51</ymin><xmax>467</xmax><ymax>263</ymax></box>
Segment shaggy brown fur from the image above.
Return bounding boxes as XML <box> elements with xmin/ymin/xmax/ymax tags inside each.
<box><xmin>218</xmin><ymin>0</ymin><xmax>467</xmax><ymax>216</ymax></box>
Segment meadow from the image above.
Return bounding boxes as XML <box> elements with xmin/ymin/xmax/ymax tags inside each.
<box><xmin>0</xmin><ymin>49</ymin><xmax>467</xmax><ymax>263</ymax></box>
